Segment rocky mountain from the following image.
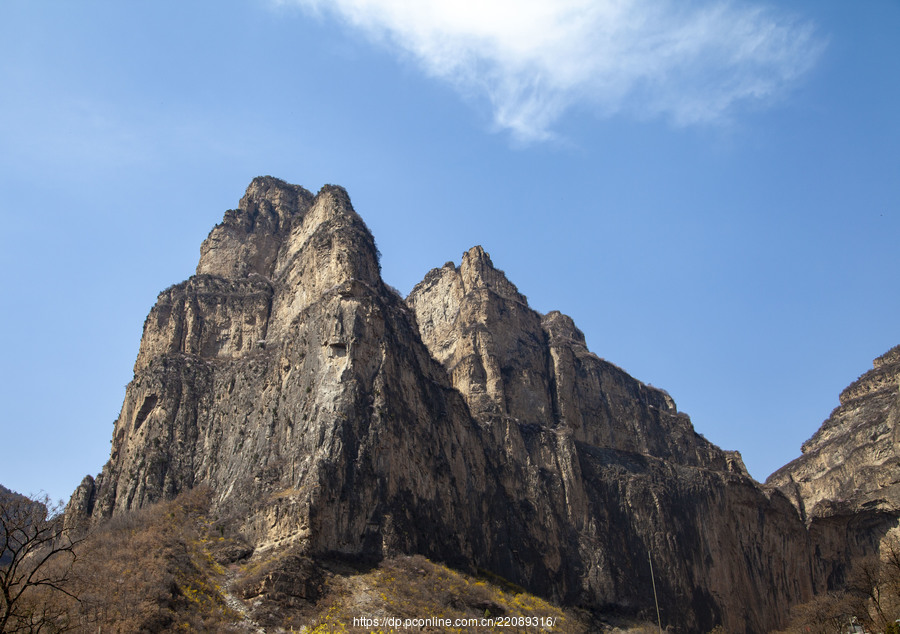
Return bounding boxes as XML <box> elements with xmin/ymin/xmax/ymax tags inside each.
<box><xmin>67</xmin><ymin>177</ymin><xmax>829</xmax><ymax>632</ymax></box>
<box><xmin>768</xmin><ymin>345</ymin><xmax>900</xmax><ymax>590</ymax></box>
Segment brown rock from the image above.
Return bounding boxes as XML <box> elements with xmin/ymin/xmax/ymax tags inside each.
<box><xmin>69</xmin><ymin>178</ymin><xmax>821</xmax><ymax>633</ymax></box>
<box><xmin>196</xmin><ymin>176</ymin><xmax>313</xmax><ymax>279</ymax></box>
<box><xmin>768</xmin><ymin>345</ymin><xmax>900</xmax><ymax>592</ymax></box>
<box><xmin>407</xmin><ymin>246</ymin><xmax>739</xmax><ymax>470</ymax></box>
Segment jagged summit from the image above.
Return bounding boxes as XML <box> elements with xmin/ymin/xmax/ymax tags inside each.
<box><xmin>459</xmin><ymin>245</ymin><xmax>527</xmax><ymax>301</ymax></box>
<box><xmin>197</xmin><ymin>177</ymin><xmax>314</xmax><ymax>279</ymax></box>
<box><xmin>195</xmin><ymin>179</ymin><xmax>374</xmax><ymax>289</ymax></box>
<box><xmin>760</xmin><ymin>343</ymin><xmax>900</xmax><ymax>624</ymax></box>
<box><xmin>68</xmin><ymin>178</ymin><xmax>834</xmax><ymax>633</ymax></box>
<box><xmin>238</xmin><ymin>176</ymin><xmax>314</xmax><ymax>232</ymax></box>
<box><xmin>408</xmin><ymin>246</ymin><xmax>732</xmax><ymax>468</ymax></box>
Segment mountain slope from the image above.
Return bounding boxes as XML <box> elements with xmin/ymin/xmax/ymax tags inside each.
<box><xmin>768</xmin><ymin>345</ymin><xmax>900</xmax><ymax>592</ymax></box>
<box><xmin>67</xmin><ymin>177</ymin><xmax>816</xmax><ymax>633</ymax></box>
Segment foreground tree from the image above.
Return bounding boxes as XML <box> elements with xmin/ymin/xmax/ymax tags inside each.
<box><xmin>0</xmin><ymin>491</ymin><xmax>79</xmax><ymax>633</ymax></box>
<box><xmin>782</xmin><ymin>535</ymin><xmax>900</xmax><ymax>633</ymax></box>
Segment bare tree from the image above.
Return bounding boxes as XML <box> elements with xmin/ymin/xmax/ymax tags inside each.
<box><xmin>783</xmin><ymin>591</ymin><xmax>857</xmax><ymax>634</ymax></box>
<box><xmin>0</xmin><ymin>491</ymin><xmax>80</xmax><ymax>633</ymax></box>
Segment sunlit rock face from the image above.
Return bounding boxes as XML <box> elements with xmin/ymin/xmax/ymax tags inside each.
<box><xmin>406</xmin><ymin>246</ymin><xmax>741</xmax><ymax>469</ymax></box>
<box><xmin>407</xmin><ymin>245</ymin><xmax>813</xmax><ymax>633</ymax></box>
<box><xmin>769</xmin><ymin>346</ymin><xmax>900</xmax><ymax>589</ymax></box>
<box><xmin>195</xmin><ymin>176</ymin><xmax>314</xmax><ymax>279</ymax></box>
<box><xmin>68</xmin><ymin>177</ymin><xmax>824</xmax><ymax>633</ymax></box>
<box><xmin>72</xmin><ymin>178</ymin><xmax>490</xmax><ymax>568</ymax></box>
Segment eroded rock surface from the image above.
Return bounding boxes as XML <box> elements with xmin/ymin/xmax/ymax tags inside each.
<box><xmin>769</xmin><ymin>346</ymin><xmax>900</xmax><ymax>522</ymax></box>
<box><xmin>407</xmin><ymin>247</ymin><xmax>742</xmax><ymax>470</ymax></box>
<box><xmin>407</xmin><ymin>247</ymin><xmax>811</xmax><ymax>632</ymax></box>
<box><xmin>768</xmin><ymin>346</ymin><xmax>900</xmax><ymax>590</ymax></box>
<box><xmin>68</xmin><ymin>177</ymin><xmax>822</xmax><ymax>633</ymax></box>
<box><xmin>73</xmin><ymin>178</ymin><xmax>489</xmax><ymax>570</ymax></box>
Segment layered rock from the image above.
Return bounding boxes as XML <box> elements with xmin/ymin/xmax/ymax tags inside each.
<box><xmin>768</xmin><ymin>346</ymin><xmax>900</xmax><ymax>590</ymax></box>
<box><xmin>68</xmin><ymin>177</ymin><xmax>818</xmax><ymax>633</ymax></box>
<box><xmin>769</xmin><ymin>346</ymin><xmax>900</xmax><ymax>522</ymax></box>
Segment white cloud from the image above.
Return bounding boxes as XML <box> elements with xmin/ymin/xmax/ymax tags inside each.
<box><xmin>282</xmin><ymin>0</ymin><xmax>824</xmax><ymax>142</ymax></box>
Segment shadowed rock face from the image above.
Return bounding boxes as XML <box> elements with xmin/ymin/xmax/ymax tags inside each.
<box><xmin>68</xmin><ymin>177</ymin><xmax>819</xmax><ymax>633</ymax></box>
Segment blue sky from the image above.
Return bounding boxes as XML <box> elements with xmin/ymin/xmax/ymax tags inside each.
<box><xmin>1</xmin><ymin>0</ymin><xmax>898</xmax><ymax>504</ymax></box>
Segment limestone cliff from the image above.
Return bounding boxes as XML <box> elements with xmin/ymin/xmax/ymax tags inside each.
<box><xmin>407</xmin><ymin>247</ymin><xmax>742</xmax><ymax>470</ymax></box>
<box><xmin>768</xmin><ymin>346</ymin><xmax>900</xmax><ymax>590</ymax></box>
<box><xmin>68</xmin><ymin>177</ymin><xmax>816</xmax><ymax>633</ymax></box>
<box><xmin>196</xmin><ymin>177</ymin><xmax>314</xmax><ymax>279</ymax></box>
<box><xmin>71</xmin><ymin>178</ymin><xmax>491</xmax><ymax>568</ymax></box>
<box><xmin>407</xmin><ymin>247</ymin><xmax>810</xmax><ymax>631</ymax></box>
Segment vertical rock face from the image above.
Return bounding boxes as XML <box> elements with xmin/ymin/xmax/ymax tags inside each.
<box><xmin>407</xmin><ymin>247</ymin><xmax>811</xmax><ymax>633</ymax></box>
<box><xmin>69</xmin><ymin>178</ymin><xmax>819</xmax><ymax>633</ymax></box>
<box><xmin>266</xmin><ymin>185</ymin><xmax>383</xmax><ymax>340</ymax></box>
<box><xmin>407</xmin><ymin>248</ymin><xmax>554</xmax><ymax>426</ymax></box>
<box><xmin>768</xmin><ymin>346</ymin><xmax>900</xmax><ymax>589</ymax></box>
<box><xmin>74</xmin><ymin>178</ymin><xmax>492</xmax><ymax>567</ymax></box>
<box><xmin>769</xmin><ymin>346</ymin><xmax>900</xmax><ymax>521</ymax></box>
<box><xmin>408</xmin><ymin>247</ymin><xmax>741</xmax><ymax>470</ymax></box>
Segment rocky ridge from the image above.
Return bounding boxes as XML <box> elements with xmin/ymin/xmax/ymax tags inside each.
<box><xmin>769</xmin><ymin>346</ymin><xmax>900</xmax><ymax>523</ymax></box>
<box><xmin>68</xmin><ymin>177</ymin><xmax>828</xmax><ymax>633</ymax></box>
<box><xmin>768</xmin><ymin>346</ymin><xmax>900</xmax><ymax>592</ymax></box>
<box><xmin>407</xmin><ymin>247</ymin><xmax>743</xmax><ymax>470</ymax></box>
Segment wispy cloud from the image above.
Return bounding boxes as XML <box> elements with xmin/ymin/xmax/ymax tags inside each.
<box><xmin>279</xmin><ymin>0</ymin><xmax>825</xmax><ymax>143</ymax></box>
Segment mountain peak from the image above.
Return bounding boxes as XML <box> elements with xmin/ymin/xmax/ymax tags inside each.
<box><xmin>769</xmin><ymin>343</ymin><xmax>900</xmax><ymax>524</ymax></box>
<box><xmin>240</xmin><ymin>176</ymin><xmax>314</xmax><ymax>221</ymax></box>
<box><xmin>197</xmin><ymin>176</ymin><xmax>314</xmax><ymax>278</ymax></box>
<box><xmin>455</xmin><ymin>245</ymin><xmax>526</xmax><ymax>304</ymax></box>
<box><xmin>266</xmin><ymin>184</ymin><xmax>381</xmax><ymax>338</ymax></box>
<box><xmin>70</xmin><ymin>177</ymin><xmax>851</xmax><ymax>633</ymax></box>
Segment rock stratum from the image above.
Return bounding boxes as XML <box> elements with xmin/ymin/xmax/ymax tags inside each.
<box><xmin>65</xmin><ymin>177</ymin><xmax>898</xmax><ymax>633</ymax></box>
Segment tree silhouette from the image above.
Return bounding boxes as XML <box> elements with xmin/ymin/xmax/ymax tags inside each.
<box><xmin>1</xmin><ymin>490</ymin><xmax>80</xmax><ymax>633</ymax></box>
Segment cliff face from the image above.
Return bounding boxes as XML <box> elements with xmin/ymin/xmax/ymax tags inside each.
<box><xmin>70</xmin><ymin>178</ymin><xmax>491</xmax><ymax>567</ymax></box>
<box><xmin>406</xmin><ymin>248</ymin><xmax>811</xmax><ymax>631</ymax></box>
<box><xmin>769</xmin><ymin>346</ymin><xmax>900</xmax><ymax>522</ymax></box>
<box><xmin>407</xmin><ymin>247</ymin><xmax>741</xmax><ymax>470</ymax></box>
<box><xmin>768</xmin><ymin>346</ymin><xmax>900</xmax><ymax>589</ymax></box>
<box><xmin>195</xmin><ymin>177</ymin><xmax>314</xmax><ymax>280</ymax></box>
<box><xmin>68</xmin><ymin>177</ymin><xmax>816</xmax><ymax>633</ymax></box>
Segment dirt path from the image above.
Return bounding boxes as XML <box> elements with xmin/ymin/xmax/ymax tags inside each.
<box><xmin>220</xmin><ymin>565</ymin><xmax>267</xmax><ymax>633</ymax></box>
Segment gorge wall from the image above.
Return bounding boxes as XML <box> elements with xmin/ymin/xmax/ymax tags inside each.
<box><xmin>65</xmin><ymin>176</ymin><xmax>872</xmax><ymax>633</ymax></box>
<box><xmin>769</xmin><ymin>346</ymin><xmax>900</xmax><ymax>591</ymax></box>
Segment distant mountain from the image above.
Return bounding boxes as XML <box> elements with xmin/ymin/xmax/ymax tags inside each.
<box><xmin>63</xmin><ymin>177</ymin><xmax>898</xmax><ymax>633</ymax></box>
